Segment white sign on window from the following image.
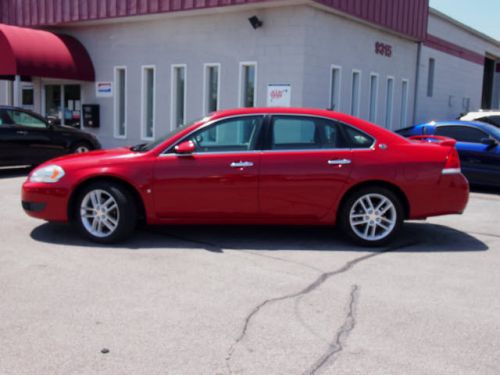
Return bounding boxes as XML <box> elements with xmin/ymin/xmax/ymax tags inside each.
<box><xmin>267</xmin><ymin>84</ymin><xmax>291</xmax><ymax>107</ymax></box>
<box><xmin>96</xmin><ymin>81</ymin><xmax>113</xmax><ymax>98</ymax></box>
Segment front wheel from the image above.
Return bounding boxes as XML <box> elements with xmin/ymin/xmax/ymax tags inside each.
<box><xmin>74</xmin><ymin>182</ymin><xmax>137</xmax><ymax>243</ymax></box>
<box><xmin>71</xmin><ymin>142</ymin><xmax>92</xmax><ymax>153</ymax></box>
<box><xmin>339</xmin><ymin>187</ymin><xmax>403</xmax><ymax>247</ymax></box>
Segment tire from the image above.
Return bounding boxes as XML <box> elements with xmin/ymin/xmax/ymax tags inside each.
<box><xmin>71</xmin><ymin>142</ymin><xmax>93</xmax><ymax>153</ymax></box>
<box><xmin>338</xmin><ymin>187</ymin><xmax>404</xmax><ymax>247</ymax></box>
<box><xmin>73</xmin><ymin>182</ymin><xmax>137</xmax><ymax>243</ymax></box>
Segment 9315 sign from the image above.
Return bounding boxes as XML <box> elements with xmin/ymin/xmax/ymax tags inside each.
<box><xmin>375</xmin><ymin>42</ymin><xmax>392</xmax><ymax>57</ymax></box>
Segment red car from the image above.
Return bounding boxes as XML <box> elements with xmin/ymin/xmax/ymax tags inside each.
<box><xmin>22</xmin><ymin>108</ymin><xmax>469</xmax><ymax>246</ymax></box>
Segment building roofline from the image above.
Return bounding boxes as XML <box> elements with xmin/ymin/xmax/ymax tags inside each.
<box><xmin>429</xmin><ymin>7</ymin><xmax>500</xmax><ymax>47</ymax></box>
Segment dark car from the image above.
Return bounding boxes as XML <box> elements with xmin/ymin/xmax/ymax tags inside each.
<box><xmin>0</xmin><ymin>106</ymin><xmax>101</xmax><ymax>167</ymax></box>
<box><xmin>397</xmin><ymin>121</ymin><xmax>500</xmax><ymax>187</ymax></box>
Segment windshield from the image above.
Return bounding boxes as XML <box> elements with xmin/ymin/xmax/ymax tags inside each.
<box><xmin>131</xmin><ymin>116</ymin><xmax>209</xmax><ymax>152</ymax></box>
<box><xmin>487</xmin><ymin>124</ymin><xmax>500</xmax><ymax>141</ymax></box>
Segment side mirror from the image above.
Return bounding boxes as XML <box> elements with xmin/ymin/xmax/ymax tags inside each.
<box><xmin>174</xmin><ymin>140</ymin><xmax>196</xmax><ymax>154</ymax></box>
<box><xmin>481</xmin><ymin>137</ymin><xmax>498</xmax><ymax>148</ymax></box>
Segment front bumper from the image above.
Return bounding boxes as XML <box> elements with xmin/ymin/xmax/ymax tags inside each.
<box><xmin>21</xmin><ymin>181</ymin><xmax>71</xmax><ymax>222</ymax></box>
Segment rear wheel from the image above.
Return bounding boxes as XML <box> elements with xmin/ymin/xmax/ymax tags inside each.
<box><xmin>339</xmin><ymin>187</ymin><xmax>403</xmax><ymax>246</ymax></box>
<box><xmin>74</xmin><ymin>182</ymin><xmax>137</xmax><ymax>243</ymax></box>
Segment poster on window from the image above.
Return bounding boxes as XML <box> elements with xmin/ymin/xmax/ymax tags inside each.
<box><xmin>267</xmin><ymin>84</ymin><xmax>291</xmax><ymax>107</ymax></box>
<box><xmin>96</xmin><ymin>82</ymin><xmax>113</xmax><ymax>98</ymax></box>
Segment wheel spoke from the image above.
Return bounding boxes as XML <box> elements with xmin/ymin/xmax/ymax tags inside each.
<box><xmin>352</xmin><ymin>219</ymin><xmax>370</xmax><ymax>226</ymax></box>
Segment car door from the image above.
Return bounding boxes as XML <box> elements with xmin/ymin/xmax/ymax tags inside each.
<box><xmin>259</xmin><ymin>115</ymin><xmax>353</xmax><ymax>221</ymax></box>
<box><xmin>0</xmin><ymin>110</ymin><xmax>25</xmax><ymax>166</ymax></box>
<box><xmin>152</xmin><ymin>115</ymin><xmax>263</xmax><ymax>220</ymax></box>
<box><xmin>4</xmin><ymin>109</ymin><xmax>64</xmax><ymax>164</ymax></box>
<box><xmin>435</xmin><ymin>125</ymin><xmax>494</xmax><ymax>184</ymax></box>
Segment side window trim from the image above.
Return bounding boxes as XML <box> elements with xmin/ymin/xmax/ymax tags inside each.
<box><xmin>436</xmin><ymin>125</ymin><xmax>488</xmax><ymax>143</ymax></box>
<box><xmin>263</xmin><ymin>114</ymin><xmax>374</xmax><ymax>151</ymax></box>
<box><xmin>7</xmin><ymin>109</ymin><xmax>48</xmax><ymax>129</ymax></box>
<box><xmin>162</xmin><ymin>115</ymin><xmax>265</xmax><ymax>154</ymax></box>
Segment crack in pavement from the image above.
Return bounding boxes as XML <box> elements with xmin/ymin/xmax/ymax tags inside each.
<box><xmin>224</xmin><ymin>240</ymin><xmax>420</xmax><ymax>374</ymax></box>
<box><xmin>304</xmin><ymin>285</ymin><xmax>359</xmax><ymax>375</ymax></box>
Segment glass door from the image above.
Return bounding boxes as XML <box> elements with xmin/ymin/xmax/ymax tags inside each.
<box><xmin>44</xmin><ymin>84</ymin><xmax>81</xmax><ymax>128</ymax></box>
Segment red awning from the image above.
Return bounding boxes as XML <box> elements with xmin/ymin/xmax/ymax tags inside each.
<box><xmin>0</xmin><ymin>24</ymin><xmax>95</xmax><ymax>81</ymax></box>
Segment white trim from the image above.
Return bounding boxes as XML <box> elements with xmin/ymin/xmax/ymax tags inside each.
<box><xmin>329</xmin><ymin>65</ymin><xmax>342</xmax><ymax>111</ymax></box>
<box><xmin>170</xmin><ymin>64</ymin><xmax>187</xmax><ymax>130</ymax></box>
<box><xmin>385</xmin><ymin>76</ymin><xmax>395</xmax><ymax>130</ymax></box>
<box><xmin>350</xmin><ymin>69</ymin><xmax>361</xmax><ymax>117</ymax></box>
<box><xmin>113</xmin><ymin>66</ymin><xmax>127</xmax><ymax>139</ymax></box>
<box><xmin>202</xmin><ymin>63</ymin><xmax>221</xmax><ymax>115</ymax></box>
<box><xmin>141</xmin><ymin>65</ymin><xmax>156</xmax><ymax>141</ymax></box>
<box><xmin>400</xmin><ymin>78</ymin><xmax>409</xmax><ymax>129</ymax></box>
<box><xmin>238</xmin><ymin>61</ymin><xmax>258</xmax><ymax>107</ymax></box>
<box><xmin>442</xmin><ymin>168</ymin><xmax>461</xmax><ymax>175</ymax></box>
<box><xmin>5</xmin><ymin>80</ymin><xmax>13</xmax><ymax>106</ymax></box>
<box><xmin>368</xmin><ymin>72</ymin><xmax>379</xmax><ymax>123</ymax></box>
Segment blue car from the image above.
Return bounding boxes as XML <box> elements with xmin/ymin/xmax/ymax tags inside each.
<box><xmin>396</xmin><ymin>121</ymin><xmax>500</xmax><ymax>187</ymax></box>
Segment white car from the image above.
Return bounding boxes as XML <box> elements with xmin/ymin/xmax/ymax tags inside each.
<box><xmin>460</xmin><ymin>110</ymin><xmax>500</xmax><ymax>128</ymax></box>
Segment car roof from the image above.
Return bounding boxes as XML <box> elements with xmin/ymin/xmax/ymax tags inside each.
<box><xmin>418</xmin><ymin>120</ymin><xmax>499</xmax><ymax>134</ymax></box>
<box><xmin>461</xmin><ymin>111</ymin><xmax>500</xmax><ymax>119</ymax></box>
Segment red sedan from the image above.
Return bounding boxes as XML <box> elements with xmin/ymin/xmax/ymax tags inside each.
<box><xmin>22</xmin><ymin>108</ymin><xmax>469</xmax><ymax>246</ymax></box>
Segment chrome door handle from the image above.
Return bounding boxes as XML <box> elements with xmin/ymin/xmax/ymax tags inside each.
<box><xmin>328</xmin><ymin>159</ymin><xmax>351</xmax><ymax>165</ymax></box>
<box><xmin>16</xmin><ymin>130</ymin><xmax>28</xmax><ymax>135</ymax></box>
<box><xmin>230</xmin><ymin>161</ymin><xmax>254</xmax><ymax>168</ymax></box>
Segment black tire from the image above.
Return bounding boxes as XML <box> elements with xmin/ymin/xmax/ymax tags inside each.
<box><xmin>71</xmin><ymin>142</ymin><xmax>93</xmax><ymax>154</ymax></box>
<box><xmin>73</xmin><ymin>182</ymin><xmax>137</xmax><ymax>243</ymax></box>
<box><xmin>338</xmin><ymin>186</ymin><xmax>404</xmax><ymax>247</ymax></box>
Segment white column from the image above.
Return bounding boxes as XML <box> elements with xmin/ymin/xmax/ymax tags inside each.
<box><xmin>13</xmin><ymin>75</ymin><xmax>21</xmax><ymax>107</ymax></box>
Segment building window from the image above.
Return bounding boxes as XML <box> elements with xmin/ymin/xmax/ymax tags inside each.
<box><xmin>427</xmin><ymin>58</ymin><xmax>435</xmax><ymax>97</ymax></box>
<box><xmin>368</xmin><ymin>73</ymin><xmax>379</xmax><ymax>123</ymax></box>
<box><xmin>239</xmin><ymin>62</ymin><xmax>257</xmax><ymax>107</ymax></box>
<box><xmin>141</xmin><ymin>66</ymin><xmax>155</xmax><ymax>140</ymax></box>
<box><xmin>6</xmin><ymin>81</ymin><xmax>14</xmax><ymax>105</ymax></box>
<box><xmin>329</xmin><ymin>65</ymin><xmax>342</xmax><ymax>111</ymax></box>
<box><xmin>350</xmin><ymin>70</ymin><xmax>361</xmax><ymax>117</ymax></box>
<box><xmin>400</xmin><ymin>79</ymin><xmax>409</xmax><ymax>128</ymax></box>
<box><xmin>114</xmin><ymin>67</ymin><xmax>127</xmax><ymax>138</ymax></box>
<box><xmin>204</xmin><ymin>64</ymin><xmax>220</xmax><ymax>114</ymax></box>
<box><xmin>385</xmin><ymin>77</ymin><xmax>394</xmax><ymax>129</ymax></box>
<box><xmin>171</xmin><ymin>64</ymin><xmax>186</xmax><ymax>128</ymax></box>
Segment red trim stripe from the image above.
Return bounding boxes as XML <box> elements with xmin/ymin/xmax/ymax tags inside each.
<box><xmin>424</xmin><ymin>34</ymin><xmax>484</xmax><ymax>65</ymax></box>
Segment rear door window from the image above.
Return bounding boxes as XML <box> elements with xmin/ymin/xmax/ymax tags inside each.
<box><xmin>435</xmin><ymin>126</ymin><xmax>487</xmax><ymax>143</ymax></box>
<box><xmin>270</xmin><ymin>115</ymin><xmax>348</xmax><ymax>150</ymax></box>
<box><xmin>343</xmin><ymin>126</ymin><xmax>375</xmax><ymax>148</ymax></box>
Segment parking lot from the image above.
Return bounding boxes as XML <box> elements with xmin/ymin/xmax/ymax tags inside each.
<box><xmin>1</xmin><ymin>169</ymin><xmax>499</xmax><ymax>375</ymax></box>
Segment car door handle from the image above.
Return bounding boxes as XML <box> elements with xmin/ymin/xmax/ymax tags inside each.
<box><xmin>230</xmin><ymin>161</ymin><xmax>254</xmax><ymax>168</ymax></box>
<box><xmin>328</xmin><ymin>159</ymin><xmax>351</xmax><ymax>165</ymax></box>
<box><xmin>16</xmin><ymin>130</ymin><xmax>28</xmax><ymax>135</ymax></box>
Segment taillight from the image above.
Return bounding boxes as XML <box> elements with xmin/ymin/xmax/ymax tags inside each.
<box><xmin>442</xmin><ymin>148</ymin><xmax>461</xmax><ymax>175</ymax></box>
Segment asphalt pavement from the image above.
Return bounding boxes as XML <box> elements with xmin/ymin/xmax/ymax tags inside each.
<box><xmin>0</xmin><ymin>168</ymin><xmax>499</xmax><ymax>375</ymax></box>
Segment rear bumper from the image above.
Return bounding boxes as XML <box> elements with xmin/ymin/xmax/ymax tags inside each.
<box><xmin>21</xmin><ymin>181</ymin><xmax>70</xmax><ymax>222</ymax></box>
<box><xmin>409</xmin><ymin>173</ymin><xmax>469</xmax><ymax>219</ymax></box>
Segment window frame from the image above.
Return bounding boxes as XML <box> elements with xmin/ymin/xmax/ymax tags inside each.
<box><xmin>385</xmin><ymin>76</ymin><xmax>395</xmax><ymax>129</ymax></box>
<box><xmin>239</xmin><ymin>62</ymin><xmax>257</xmax><ymax>108</ymax></box>
<box><xmin>114</xmin><ymin>66</ymin><xmax>127</xmax><ymax>139</ymax></box>
<box><xmin>400</xmin><ymin>78</ymin><xmax>409</xmax><ymax>129</ymax></box>
<box><xmin>435</xmin><ymin>125</ymin><xmax>489</xmax><ymax>143</ymax></box>
<box><xmin>350</xmin><ymin>69</ymin><xmax>362</xmax><ymax>117</ymax></box>
<box><xmin>203</xmin><ymin>63</ymin><xmax>221</xmax><ymax>115</ymax></box>
<box><xmin>162</xmin><ymin>114</ymin><xmax>266</xmax><ymax>155</ymax></box>
<box><xmin>427</xmin><ymin>58</ymin><xmax>435</xmax><ymax>97</ymax></box>
<box><xmin>141</xmin><ymin>65</ymin><xmax>156</xmax><ymax>141</ymax></box>
<box><xmin>170</xmin><ymin>64</ymin><xmax>188</xmax><ymax>130</ymax></box>
<box><xmin>329</xmin><ymin>65</ymin><xmax>342</xmax><ymax>111</ymax></box>
<box><xmin>368</xmin><ymin>72</ymin><xmax>379</xmax><ymax>123</ymax></box>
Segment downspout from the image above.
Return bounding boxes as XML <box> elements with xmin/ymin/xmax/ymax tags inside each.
<box><xmin>412</xmin><ymin>41</ymin><xmax>422</xmax><ymax>125</ymax></box>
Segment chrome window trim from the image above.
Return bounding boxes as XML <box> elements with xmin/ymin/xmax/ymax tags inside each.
<box><xmin>159</xmin><ymin>112</ymin><xmax>376</xmax><ymax>156</ymax></box>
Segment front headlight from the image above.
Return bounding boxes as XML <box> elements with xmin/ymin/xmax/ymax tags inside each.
<box><xmin>30</xmin><ymin>165</ymin><xmax>66</xmax><ymax>183</ymax></box>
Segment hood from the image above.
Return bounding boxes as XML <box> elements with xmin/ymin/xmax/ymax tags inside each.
<box><xmin>46</xmin><ymin>147</ymin><xmax>142</xmax><ymax>167</ymax></box>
